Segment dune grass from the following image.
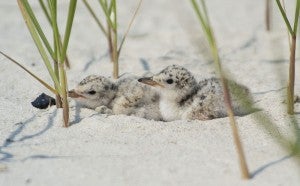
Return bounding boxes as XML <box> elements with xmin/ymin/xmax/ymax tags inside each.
<box><xmin>37</xmin><ymin>0</ymin><xmax>71</xmax><ymax>69</ymax></box>
<box><xmin>275</xmin><ymin>0</ymin><xmax>300</xmax><ymax>115</ymax></box>
<box><xmin>265</xmin><ymin>0</ymin><xmax>272</xmax><ymax>31</ymax></box>
<box><xmin>191</xmin><ymin>0</ymin><xmax>300</xmax><ymax>179</ymax></box>
<box><xmin>0</xmin><ymin>51</ymin><xmax>57</xmax><ymax>94</ymax></box>
<box><xmin>82</xmin><ymin>0</ymin><xmax>142</xmax><ymax>79</ymax></box>
<box><xmin>190</xmin><ymin>0</ymin><xmax>250</xmax><ymax>179</ymax></box>
<box><xmin>4</xmin><ymin>0</ymin><xmax>78</xmax><ymax>127</ymax></box>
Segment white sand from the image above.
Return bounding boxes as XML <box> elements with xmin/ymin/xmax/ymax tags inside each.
<box><xmin>0</xmin><ymin>0</ymin><xmax>300</xmax><ymax>185</ymax></box>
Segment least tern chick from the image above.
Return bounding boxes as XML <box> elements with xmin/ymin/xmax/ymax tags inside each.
<box><xmin>138</xmin><ymin>65</ymin><xmax>252</xmax><ymax>121</ymax></box>
<box><xmin>69</xmin><ymin>75</ymin><xmax>162</xmax><ymax>120</ymax></box>
<box><xmin>113</xmin><ymin>75</ymin><xmax>161</xmax><ymax>120</ymax></box>
<box><xmin>68</xmin><ymin>75</ymin><xmax>116</xmax><ymax>113</ymax></box>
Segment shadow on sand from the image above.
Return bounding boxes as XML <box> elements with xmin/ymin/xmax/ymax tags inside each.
<box><xmin>0</xmin><ymin>110</ymin><xmax>57</xmax><ymax>162</ymax></box>
<box><xmin>250</xmin><ymin>154</ymin><xmax>292</xmax><ymax>178</ymax></box>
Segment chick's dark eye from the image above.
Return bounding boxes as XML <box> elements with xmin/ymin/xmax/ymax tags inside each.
<box><xmin>166</xmin><ymin>79</ymin><xmax>173</xmax><ymax>84</ymax></box>
<box><xmin>88</xmin><ymin>90</ymin><xmax>96</xmax><ymax>95</ymax></box>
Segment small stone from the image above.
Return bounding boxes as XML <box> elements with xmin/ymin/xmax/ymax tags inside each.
<box><xmin>31</xmin><ymin>93</ymin><xmax>56</xmax><ymax>109</ymax></box>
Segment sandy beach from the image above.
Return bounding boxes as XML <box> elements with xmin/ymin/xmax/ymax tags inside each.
<box><xmin>0</xmin><ymin>0</ymin><xmax>300</xmax><ymax>185</ymax></box>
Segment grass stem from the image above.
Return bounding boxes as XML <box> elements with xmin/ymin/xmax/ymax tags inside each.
<box><xmin>83</xmin><ymin>0</ymin><xmax>142</xmax><ymax>79</ymax></box>
<box><xmin>265</xmin><ymin>0</ymin><xmax>271</xmax><ymax>31</ymax></box>
<box><xmin>223</xmin><ymin>81</ymin><xmax>250</xmax><ymax>179</ymax></box>
<box><xmin>0</xmin><ymin>51</ymin><xmax>57</xmax><ymax>94</ymax></box>
<box><xmin>275</xmin><ymin>0</ymin><xmax>300</xmax><ymax>114</ymax></box>
<box><xmin>82</xmin><ymin>0</ymin><xmax>108</xmax><ymax>36</ymax></box>
<box><xmin>190</xmin><ymin>0</ymin><xmax>250</xmax><ymax>179</ymax></box>
<box><xmin>118</xmin><ymin>0</ymin><xmax>143</xmax><ymax>57</ymax></box>
<box><xmin>275</xmin><ymin>0</ymin><xmax>293</xmax><ymax>35</ymax></box>
<box><xmin>287</xmin><ymin>35</ymin><xmax>296</xmax><ymax>114</ymax></box>
<box><xmin>17</xmin><ymin>0</ymin><xmax>77</xmax><ymax>127</ymax></box>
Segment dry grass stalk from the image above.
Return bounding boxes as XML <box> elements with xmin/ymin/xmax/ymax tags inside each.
<box><xmin>275</xmin><ymin>0</ymin><xmax>300</xmax><ymax>114</ymax></box>
<box><xmin>83</xmin><ymin>0</ymin><xmax>142</xmax><ymax>79</ymax></box>
<box><xmin>190</xmin><ymin>0</ymin><xmax>250</xmax><ymax>179</ymax></box>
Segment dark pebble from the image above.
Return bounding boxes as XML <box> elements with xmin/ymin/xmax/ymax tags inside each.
<box><xmin>31</xmin><ymin>93</ymin><xmax>56</xmax><ymax>109</ymax></box>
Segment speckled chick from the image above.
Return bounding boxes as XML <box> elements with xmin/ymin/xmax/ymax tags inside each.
<box><xmin>138</xmin><ymin>65</ymin><xmax>252</xmax><ymax>121</ymax></box>
<box><xmin>69</xmin><ymin>75</ymin><xmax>162</xmax><ymax>120</ymax></box>
<box><xmin>68</xmin><ymin>75</ymin><xmax>116</xmax><ymax>110</ymax></box>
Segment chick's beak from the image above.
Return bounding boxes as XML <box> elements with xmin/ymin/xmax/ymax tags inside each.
<box><xmin>68</xmin><ymin>89</ymin><xmax>85</xmax><ymax>98</ymax></box>
<box><xmin>138</xmin><ymin>77</ymin><xmax>164</xmax><ymax>88</ymax></box>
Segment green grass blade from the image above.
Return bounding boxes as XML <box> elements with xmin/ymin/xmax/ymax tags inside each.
<box><xmin>293</xmin><ymin>0</ymin><xmax>300</xmax><ymax>34</ymax></box>
<box><xmin>99</xmin><ymin>0</ymin><xmax>115</xmax><ymax>30</ymax></box>
<box><xmin>82</xmin><ymin>0</ymin><xmax>108</xmax><ymax>36</ymax></box>
<box><xmin>48</xmin><ymin>3</ymin><xmax>58</xmax><ymax>62</ymax></box>
<box><xmin>39</xmin><ymin>0</ymin><xmax>70</xmax><ymax>68</ymax></box>
<box><xmin>112</xmin><ymin>0</ymin><xmax>117</xmax><ymax>42</ymax></box>
<box><xmin>200</xmin><ymin>0</ymin><xmax>209</xmax><ymax>25</ymax></box>
<box><xmin>191</xmin><ymin>0</ymin><xmax>217</xmax><ymax>62</ymax></box>
<box><xmin>18</xmin><ymin>0</ymin><xmax>62</xmax><ymax>95</ymax></box>
<box><xmin>49</xmin><ymin>0</ymin><xmax>62</xmax><ymax>62</ymax></box>
<box><xmin>190</xmin><ymin>0</ymin><xmax>250</xmax><ymax>179</ymax></box>
<box><xmin>226</xmin><ymin>74</ymin><xmax>295</xmax><ymax>149</ymax></box>
<box><xmin>59</xmin><ymin>57</ymin><xmax>69</xmax><ymax>127</ymax></box>
<box><xmin>22</xmin><ymin>0</ymin><xmax>54</xmax><ymax>58</ymax></box>
<box><xmin>118</xmin><ymin>0</ymin><xmax>143</xmax><ymax>56</ymax></box>
<box><xmin>199</xmin><ymin>0</ymin><xmax>216</xmax><ymax>48</ymax></box>
<box><xmin>61</xmin><ymin>0</ymin><xmax>77</xmax><ymax>61</ymax></box>
<box><xmin>275</xmin><ymin>0</ymin><xmax>294</xmax><ymax>35</ymax></box>
<box><xmin>110</xmin><ymin>0</ymin><xmax>118</xmax><ymax>78</ymax></box>
<box><xmin>99</xmin><ymin>0</ymin><xmax>112</xmax><ymax>15</ymax></box>
<box><xmin>111</xmin><ymin>0</ymin><xmax>117</xmax><ymax>30</ymax></box>
<box><xmin>190</xmin><ymin>0</ymin><xmax>211</xmax><ymax>44</ymax></box>
<box><xmin>107</xmin><ymin>0</ymin><xmax>114</xmax><ymax>15</ymax></box>
<box><xmin>0</xmin><ymin>51</ymin><xmax>57</xmax><ymax>94</ymax></box>
<box><xmin>38</xmin><ymin>0</ymin><xmax>52</xmax><ymax>24</ymax></box>
<box><xmin>39</xmin><ymin>1</ymin><xmax>71</xmax><ymax>68</ymax></box>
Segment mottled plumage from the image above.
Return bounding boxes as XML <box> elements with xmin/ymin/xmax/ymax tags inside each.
<box><xmin>69</xmin><ymin>75</ymin><xmax>162</xmax><ymax>120</ymax></box>
<box><xmin>138</xmin><ymin>65</ymin><xmax>252</xmax><ymax>121</ymax></box>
